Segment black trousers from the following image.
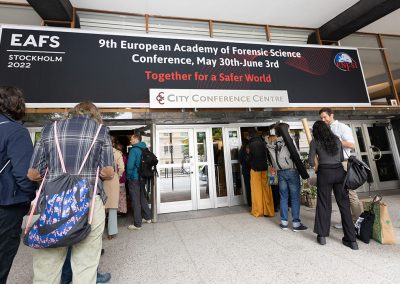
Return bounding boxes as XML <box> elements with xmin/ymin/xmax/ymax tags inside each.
<box><xmin>314</xmin><ymin>164</ymin><xmax>356</xmax><ymax>242</ymax></box>
<box><xmin>0</xmin><ymin>203</ymin><xmax>30</xmax><ymax>284</ymax></box>
<box><xmin>128</xmin><ymin>179</ymin><xmax>151</xmax><ymax>227</ymax></box>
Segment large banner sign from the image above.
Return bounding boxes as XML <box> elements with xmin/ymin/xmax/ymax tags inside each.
<box><xmin>0</xmin><ymin>25</ymin><xmax>370</xmax><ymax>108</ymax></box>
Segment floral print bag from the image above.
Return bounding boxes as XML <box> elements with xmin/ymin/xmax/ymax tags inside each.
<box><xmin>24</xmin><ymin>122</ymin><xmax>102</xmax><ymax>249</ymax></box>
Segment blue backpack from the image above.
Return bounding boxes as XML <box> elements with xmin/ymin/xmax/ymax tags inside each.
<box><xmin>24</xmin><ymin>122</ymin><xmax>102</xmax><ymax>249</ymax></box>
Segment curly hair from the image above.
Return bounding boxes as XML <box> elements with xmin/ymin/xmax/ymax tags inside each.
<box><xmin>0</xmin><ymin>86</ymin><xmax>26</xmax><ymax>120</ymax></box>
<box><xmin>312</xmin><ymin>120</ymin><xmax>339</xmax><ymax>155</ymax></box>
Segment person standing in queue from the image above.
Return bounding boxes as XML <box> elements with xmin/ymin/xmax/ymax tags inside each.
<box><xmin>267</xmin><ymin>124</ymin><xmax>307</xmax><ymax>232</ymax></box>
<box><xmin>126</xmin><ymin>134</ymin><xmax>151</xmax><ymax>230</ymax></box>
<box><xmin>319</xmin><ymin>107</ymin><xmax>364</xmax><ymax>227</ymax></box>
<box><xmin>248</xmin><ymin>128</ymin><xmax>274</xmax><ymax>217</ymax></box>
<box><xmin>0</xmin><ymin>86</ymin><xmax>36</xmax><ymax>284</ymax></box>
<box><xmin>308</xmin><ymin>121</ymin><xmax>358</xmax><ymax>250</ymax></box>
<box><xmin>28</xmin><ymin>102</ymin><xmax>115</xmax><ymax>283</ymax></box>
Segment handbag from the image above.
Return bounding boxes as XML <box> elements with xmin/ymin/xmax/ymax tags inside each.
<box><xmin>342</xmin><ymin>148</ymin><xmax>370</xmax><ymax>190</ymax></box>
<box><xmin>354</xmin><ymin>195</ymin><xmax>381</xmax><ymax>244</ymax></box>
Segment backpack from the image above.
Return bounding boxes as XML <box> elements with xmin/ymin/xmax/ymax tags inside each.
<box><xmin>134</xmin><ymin>147</ymin><xmax>158</xmax><ymax>178</ymax></box>
<box><xmin>343</xmin><ymin>155</ymin><xmax>370</xmax><ymax>190</ymax></box>
<box><xmin>24</xmin><ymin>122</ymin><xmax>102</xmax><ymax>249</ymax></box>
<box><xmin>266</xmin><ymin>139</ymin><xmax>295</xmax><ymax>170</ymax></box>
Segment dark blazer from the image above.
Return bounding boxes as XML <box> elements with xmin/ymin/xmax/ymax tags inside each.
<box><xmin>0</xmin><ymin>113</ymin><xmax>36</xmax><ymax>205</ymax></box>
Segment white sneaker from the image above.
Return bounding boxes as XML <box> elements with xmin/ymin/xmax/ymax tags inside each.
<box><xmin>128</xmin><ymin>224</ymin><xmax>141</xmax><ymax>230</ymax></box>
<box><xmin>333</xmin><ymin>223</ymin><xmax>343</xmax><ymax>229</ymax></box>
<box><xmin>143</xmin><ymin>219</ymin><xmax>152</xmax><ymax>224</ymax></box>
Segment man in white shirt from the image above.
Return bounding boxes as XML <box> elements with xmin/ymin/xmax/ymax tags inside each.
<box><xmin>319</xmin><ymin>108</ymin><xmax>364</xmax><ymax>227</ymax></box>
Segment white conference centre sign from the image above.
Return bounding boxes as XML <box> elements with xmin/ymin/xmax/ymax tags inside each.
<box><xmin>149</xmin><ymin>89</ymin><xmax>289</xmax><ymax>108</ymax></box>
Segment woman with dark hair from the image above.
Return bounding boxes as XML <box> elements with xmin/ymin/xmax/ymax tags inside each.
<box><xmin>308</xmin><ymin>121</ymin><xmax>358</xmax><ymax>250</ymax></box>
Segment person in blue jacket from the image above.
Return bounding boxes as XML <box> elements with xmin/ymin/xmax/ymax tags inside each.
<box><xmin>0</xmin><ymin>86</ymin><xmax>36</xmax><ymax>283</ymax></box>
<box><xmin>126</xmin><ymin>134</ymin><xmax>151</xmax><ymax>230</ymax></box>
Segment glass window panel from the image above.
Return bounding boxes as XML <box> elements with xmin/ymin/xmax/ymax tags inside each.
<box><xmin>340</xmin><ymin>34</ymin><xmax>394</xmax><ymax>105</ymax></box>
<box><xmin>367</xmin><ymin>126</ymin><xmax>390</xmax><ymax>151</ymax></box>
<box><xmin>199</xmin><ymin>165</ymin><xmax>210</xmax><ymax>199</ymax></box>
<box><xmin>375</xmin><ymin>154</ymin><xmax>399</xmax><ymax>182</ymax></box>
<box><xmin>213</xmin><ymin>128</ymin><xmax>227</xmax><ymax>197</ymax></box>
<box><xmin>78</xmin><ymin>11</ymin><xmax>146</xmax><ymax>34</ymax></box>
<box><xmin>355</xmin><ymin>127</ymin><xmax>366</xmax><ymax>152</ymax></box>
<box><xmin>228</xmin><ymin>130</ymin><xmax>240</xmax><ymax>160</ymax></box>
<box><xmin>196</xmin><ymin>132</ymin><xmax>207</xmax><ymax>162</ymax></box>
<box><xmin>340</xmin><ymin>34</ymin><xmax>380</xmax><ymax>48</ymax></box>
<box><xmin>148</xmin><ymin>17</ymin><xmax>209</xmax><ymax>37</ymax></box>
<box><xmin>159</xmin><ymin>166</ymin><xmax>191</xmax><ymax>203</ymax></box>
<box><xmin>358</xmin><ymin>49</ymin><xmax>394</xmax><ymax>104</ymax></box>
<box><xmin>382</xmin><ymin>36</ymin><xmax>400</xmax><ymax>99</ymax></box>
<box><xmin>269</xmin><ymin>27</ymin><xmax>313</xmax><ymax>44</ymax></box>
<box><xmin>213</xmin><ymin>23</ymin><xmax>267</xmax><ymax>42</ymax></box>
<box><xmin>158</xmin><ymin>132</ymin><xmax>189</xmax><ymax>164</ymax></box>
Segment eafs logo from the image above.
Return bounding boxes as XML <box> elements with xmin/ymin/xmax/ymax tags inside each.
<box><xmin>334</xmin><ymin>52</ymin><xmax>358</xmax><ymax>71</ymax></box>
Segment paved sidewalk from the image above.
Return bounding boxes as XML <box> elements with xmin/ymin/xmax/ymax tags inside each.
<box><xmin>7</xmin><ymin>194</ymin><xmax>400</xmax><ymax>284</ymax></box>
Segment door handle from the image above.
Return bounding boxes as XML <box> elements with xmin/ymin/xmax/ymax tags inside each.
<box><xmin>369</xmin><ymin>145</ymin><xmax>382</xmax><ymax>161</ymax></box>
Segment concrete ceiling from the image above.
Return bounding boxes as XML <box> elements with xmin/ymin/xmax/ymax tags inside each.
<box><xmin>9</xmin><ymin>0</ymin><xmax>400</xmax><ymax>35</ymax></box>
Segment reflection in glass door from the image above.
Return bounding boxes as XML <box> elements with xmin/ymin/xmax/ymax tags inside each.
<box><xmin>156</xmin><ymin>126</ymin><xmax>244</xmax><ymax>213</ymax></box>
<box><xmin>212</xmin><ymin>128</ymin><xmax>227</xmax><ymax>197</ymax></box>
<box><xmin>211</xmin><ymin>127</ymin><xmax>244</xmax><ymax>207</ymax></box>
<box><xmin>352</xmin><ymin>123</ymin><xmax>400</xmax><ymax>192</ymax></box>
<box><xmin>365</xmin><ymin>124</ymin><xmax>400</xmax><ymax>190</ymax></box>
<box><xmin>354</xmin><ymin>125</ymin><xmax>375</xmax><ymax>192</ymax></box>
<box><xmin>195</xmin><ymin>129</ymin><xmax>213</xmax><ymax>209</ymax></box>
<box><xmin>157</xmin><ymin>130</ymin><xmax>195</xmax><ymax>213</ymax></box>
<box><xmin>225</xmin><ymin>128</ymin><xmax>243</xmax><ymax>206</ymax></box>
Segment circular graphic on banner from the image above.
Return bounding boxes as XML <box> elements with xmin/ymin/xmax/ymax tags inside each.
<box><xmin>334</xmin><ymin>52</ymin><xmax>358</xmax><ymax>71</ymax></box>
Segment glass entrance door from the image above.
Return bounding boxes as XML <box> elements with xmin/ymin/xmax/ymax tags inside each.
<box><xmin>352</xmin><ymin>123</ymin><xmax>400</xmax><ymax>192</ymax></box>
<box><xmin>156</xmin><ymin>126</ymin><xmax>244</xmax><ymax>213</ymax></box>
<box><xmin>156</xmin><ymin>128</ymin><xmax>215</xmax><ymax>213</ymax></box>
<box><xmin>211</xmin><ymin>127</ymin><xmax>244</xmax><ymax>207</ymax></box>
<box><xmin>225</xmin><ymin>127</ymin><xmax>243</xmax><ymax>206</ymax></box>
<box><xmin>195</xmin><ymin>129</ymin><xmax>214</xmax><ymax>209</ymax></box>
<box><xmin>156</xmin><ymin>129</ymin><xmax>196</xmax><ymax>213</ymax></box>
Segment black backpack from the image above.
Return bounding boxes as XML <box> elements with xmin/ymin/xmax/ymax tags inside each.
<box><xmin>134</xmin><ymin>147</ymin><xmax>158</xmax><ymax>178</ymax></box>
<box><xmin>344</xmin><ymin>155</ymin><xmax>370</xmax><ymax>190</ymax></box>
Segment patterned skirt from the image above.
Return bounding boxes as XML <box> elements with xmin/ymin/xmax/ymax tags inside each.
<box><xmin>117</xmin><ymin>184</ymin><xmax>127</xmax><ymax>213</ymax></box>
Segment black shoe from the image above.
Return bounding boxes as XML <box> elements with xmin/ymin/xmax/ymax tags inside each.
<box><xmin>293</xmin><ymin>223</ymin><xmax>308</xmax><ymax>232</ymax></box>
<box><xmin>342</xmin><ymin>239</ymin><xmax>359</xmax><ymax>250</ymax></box>
<box><xmin>317</xmin><ymin>235</ymin><xmax>326</xmax><ymax>245</ymax></box>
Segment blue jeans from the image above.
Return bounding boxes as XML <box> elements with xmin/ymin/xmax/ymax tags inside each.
<box><xmin>278</xmin><ymin>169</ymin><xmax>301</xmax><ymax>226</ymax></box>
